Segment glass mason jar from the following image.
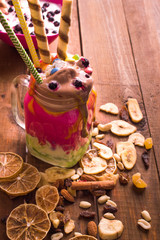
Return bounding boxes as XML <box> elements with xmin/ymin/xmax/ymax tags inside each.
<box><xmin>24</xmin><ymin>76</ymin><xmax>96</xmax><ymax>167</ymax></box>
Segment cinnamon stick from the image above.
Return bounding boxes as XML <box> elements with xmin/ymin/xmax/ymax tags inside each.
<box><xmin>71</xmin><ymin>180</ymin><xmax>115</xmax><ymax>191</ymax></box>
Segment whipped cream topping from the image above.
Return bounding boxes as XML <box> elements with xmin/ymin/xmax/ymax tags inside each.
<box><xmin>33</xmin><ymin>56</ymin><xmax>94</xmax><ymax>137</ymax></box>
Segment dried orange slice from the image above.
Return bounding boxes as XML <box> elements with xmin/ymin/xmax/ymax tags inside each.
<box><xmin>36</xmin><ymin>185</ymin><xmax>59</xmax><ymax>213</ymax></box>
<box><xmin>6</xmin><ymin>203</ymin><xmax>51</xmax><ymax>240</ymax></box>
<box><xmin>132</xmin><ymin>172</ymin><xmax>147</xmax><ymax>188</ymax></box>
<box><xmin>0</xmin><ymin>163</ymin><xmax>40</xmax><ymax>196</ymax></box>
<box><xmin>0</xmin><ymin>152</ymin><xmax>23</xmax><ymax>181</ymax></box>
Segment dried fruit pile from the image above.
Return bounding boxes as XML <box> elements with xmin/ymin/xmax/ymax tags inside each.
<box><xmin>0</xmin><ymin>98</ymin><xmax>153</xmax><ymax>240</ymax></box>
<box><xmin>92</xmin><ymin>98</ymin><xmax>153</xmax><ymax>189</ymax></box>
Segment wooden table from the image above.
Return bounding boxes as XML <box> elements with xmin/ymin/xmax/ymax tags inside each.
<box><xmin>0</xmin><ymin>0</ymin><xmax>160</xmax><ymax>239</ymax></box>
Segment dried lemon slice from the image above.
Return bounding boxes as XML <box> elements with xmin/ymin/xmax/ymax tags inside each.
<box><xmin>36</xmin><ymin>185</ymin><xmax>59</xmax><ymax>213</ymax></box>
<box><xmin>0</xmin><ymin>163</ymin><xmax>40</xmax><ymax>196</ymax></box>
<box><xmin>0</xmin><ymin>152</ymin><xmax>23</xmax><ymax>181</ymax></box>
<box><xmin>6</xmin><ymin>203</ymin><xmax>51</xmax><ymax>240</ymax></box>
<box><xmin>100</xmin><ymin>103</ymin><xmax>119</xmax><ymax>115</ymax></box>
<box><xmin>80</xmin><ymin>149</ymin><xmax>107</xmax><ymax>175</ymax></box>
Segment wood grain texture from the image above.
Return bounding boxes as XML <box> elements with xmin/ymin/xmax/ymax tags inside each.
<box><xmin>122</xmin><ymin>0</ymin><xmax>160</xmax><ymax>173</ymax></box>
<box><xmin>78</xmin><ymin>0</ymin><xmax>160</xmax><ymax>239</ymax></box>
<box><xmin>0</xmin><ymin>42</ymin><xmax>26</xmax><ymax>240</ymax></box>
<box><xmin>0</xmin><ymin>0</ymin><xmax>160</xmax><ymax>239</ymax></box>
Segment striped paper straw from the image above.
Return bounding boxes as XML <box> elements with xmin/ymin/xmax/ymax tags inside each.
<box><xmin>0</xmin><ymin>10</ymin><xmax>43</xmax><ymax>84</ymax></box>
<box><xmin>12</xmin><ymin>0</ymin><xmax>40</xmax><ymax>67</ymax></box>
<box><xmin>27</xmin><ymin>0</ymin><xmax>51</xmax><ymax>64</ymax></box>
<box><xmin>57</xmin><ymin>0</ymin><xmax>72</xmax><ymax>60</ymax></box>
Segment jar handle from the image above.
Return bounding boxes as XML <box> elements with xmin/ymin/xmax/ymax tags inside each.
<box><xmin>11</xmin><ymin>75</ymin><xmax>30</xmax><ymax>129</ymax></box>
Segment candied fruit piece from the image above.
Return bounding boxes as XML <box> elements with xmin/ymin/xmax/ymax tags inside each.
<box><xmin>144</xmin><ymin>138</ymin><xmax>153</xmax><ymax>150</ymax></box>
<box><xmin>54</xmin><ymin>21</ymin><xmax>60</xmax><ymax>27</ymax></box>
<box><xmin>72</xmin><ymin>54</ymin><xmax>80</xmax><ymax>60</ymax></box>
<box><xmin>73</xmin><ymin>78</ymin><xmax>83</xmax><ymax>88</ymax></box>
<box><xmin>8</xmin><ymin>7</ymin><xmax>13</xmax><ymax>13</ymax></box>
<box><xmin>48</xmin><ymin>81</ymin><xmax>59</xmax><ymax>90</ymax></box>
<box><xmin>132</xmin><ymin>172</ymin><xmax>147</xmax><ymax>189</ymax></box>
<box><xmin>55</xmin><ymin>9</ymin><xmax>60</xmax><ymax>14</ymax></box>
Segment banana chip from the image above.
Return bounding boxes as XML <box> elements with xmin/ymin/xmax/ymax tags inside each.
<box><xmin>127</xmin><ymin>98</ymin><xmax>143</xmax><ymax>123</ymax></box>
<box><xmin>116</xmin><ymin>141</ymin><xmax>137</xmax><ymax>170</ymax></box>
<box><xmin>121</xmin><ymin>147</ymin><xmax>137</xmax><ymax>170</ymax></box>
<box><xmin>116</xmin><ymin>141</ymin><xmax>135</xmax><ymax>156</ymax></box>
<box><xmin>45</xmin><ymin>167</ymin><xmax>75</xmax><ymax>182</ymax></box>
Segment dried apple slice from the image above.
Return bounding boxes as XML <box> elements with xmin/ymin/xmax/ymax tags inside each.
<box><xmin>111</xmin><ymin>120</ymin><xmax>136</xmax><ymax>136</ymax></box>
<box><xmin>128</xmin><ymin>132</ymin><xmax>145</xmax><ymax>146</ymax></box>
<box><xmin>70</xmin><ymin>235</ymin><xmax>97</xmax><ymax>240</ymax></box>
<box><xmin>100</xmin><ymin>103</ymin><xmax>119</xmax><ymax>115</ymax></box>
<box><xmin>93</xmin><ymin>142</ymin><xmax>113</xmax><ymax>160</ymax></box>
<box><xmin>80</xmin><ymin>149</ymin><xmax>107</xmax><ymax>175</ymax></box>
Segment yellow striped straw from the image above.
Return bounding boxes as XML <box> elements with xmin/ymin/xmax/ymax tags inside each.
<box><xmin>12</xmin><ymin>0</ymin><xmax>40</xmax><ymax>67</ymax></box>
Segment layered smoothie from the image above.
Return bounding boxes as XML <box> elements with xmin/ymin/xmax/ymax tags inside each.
<box><xmin>24</xmin><ymin>54</ymin><xmax>96</xmax><ymax>167</ymax></box>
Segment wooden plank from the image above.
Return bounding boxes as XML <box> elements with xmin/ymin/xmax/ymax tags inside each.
<box><xmin>0</xmin><ymin>41</ymin><xmax>27</xmax><ymax>240</ymax></box>
<box><xmin>78</xmin><ymin>0</ymin><xmax>160</xmax><ymax>239</ymax></box>
<box><xmin>0</xmin><ymin>0</ymin><xmax>92</xmax><ymax>239</ymax></box>
<box><xmin>122</xmin><ymin>0</ymin><xmax>160</xmax><ymax>173</ymax></box>
<box><xmin>0</xmin><ymin>42</ymin><xmax>26</xmax><ymax>156</ymax></box>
